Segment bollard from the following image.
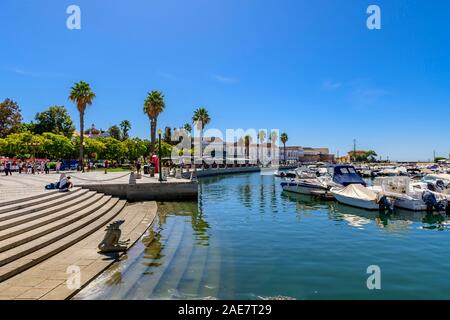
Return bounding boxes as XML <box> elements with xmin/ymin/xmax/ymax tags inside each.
<box><xmin>129</xmin><ymin>172</ymin><xmax>136</xmax><ymax>185</ymax></box>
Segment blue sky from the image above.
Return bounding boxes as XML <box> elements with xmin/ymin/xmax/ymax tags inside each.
<box><xmin>1</xmin><ymin>0</ymin><xmax>449</xmax><ymax>161</ymax></box>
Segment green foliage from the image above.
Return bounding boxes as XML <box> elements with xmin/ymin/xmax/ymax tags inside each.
<box><xmin>0</xmin><ymin>138</ymin><xmax>7</xmax><ymax>155</ymax></box>
<box><xmin>18</xmin><ymin>123</ymin><xmax>36</xmax><ymax>133</ymax></box>
<box><xmin>34</xmin><ymin>106</ymin><xmax>75</xmax><ymax>137</ymax></box>
<box><xmin>107</xmin><ymin>125</ymin><xmax>121</xmax><ymax>140</ymax></box>
<box><xmin>183</xmin><ymin>123</ymin><xmax>192</xmax><ymax>133</ymax></box>
<box><xmin>143</xmin><ymin>91</ymin><xmax>166</xmax><ymax>119</ymax></box>
<box><xmin>41</xmin><ymin>132</ymin><xmax>75</xmax><ymax>159</ymax></box>
<box><xmin>352</xmin><ymin>150</ymin><xmax>378</xmax><ymax>162</ymax></box>
<box><xmin>280</xmin><ymin>133</ymin><xmax>288</xmax><ymax>145</ymax></box>
<box><xmin>155</xmin><ymin>140</ymin><xmax>173</xmax><ymax>158</ymax></box>
<box><xmin>192</xmin><ymin>107</ymin><xmax>211</xmax><ymax>128</ymax></box>
<box><xmin>0</xmin><ymin>99</ymin><xmax>23</xmax><ymax>138</ymax></box>
<box><xmin>97</xmin><ymin>137</ymin><xmax>127</xmax><ymax>161</ymax></box>
<box><xmin>143</xmin><ymin>90</ymin><xmax>166</xmax><ymax>153</ymax></box>
<box><xmin>124</xmin><ymin>138</ymin><xmax>148</xmax><ymax>161</ymax></box>
<box><xmin>69</xmin><ymin>81</ymin><xmax>96</xmax><ymax>113</ymax></box>
<box><xmin>3</xmin><ymin>132</ymin><xmax>44</xmax><ymax>158</ymax></box>
<box><xmin>120</xmin><ymin>120</ymin><xmax>131</xmax><ymax>140</ymax></box>
<box><xmin>73</xmin><ymin>136</ymin><xmax>106</xmax><ymax>160</ymax></box>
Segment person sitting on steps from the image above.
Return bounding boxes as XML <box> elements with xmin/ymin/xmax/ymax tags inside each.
<box><xmin>58</xmin><ymin>174</ymin><xmax>73</xmax><ymax>191</ymax></box>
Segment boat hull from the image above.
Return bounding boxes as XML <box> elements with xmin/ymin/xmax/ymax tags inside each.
<box><xmin>281</xmin><ymin>181</ymin><xmax>331</xmax><ymax>197</ymax></box>
<box><xmin>332</xmin><ymin>193</ymin><xmax>380</xmax><ymax>210</ymax></box>
<box><xmin>392</xmin><ymin>197</ymin><xmax>428</xmax><ymax>211</ymax></box>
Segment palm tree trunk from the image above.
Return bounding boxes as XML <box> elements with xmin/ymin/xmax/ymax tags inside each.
<box><xmin>79</xmin><ymin>111</ymin><xmax>84</xmax><ymax>170</ymax></box>
<box><xmin>257</xmin><ymin>139</ymin><xmax>259</xmax><ymax>165</ymax></box>
<box><xmin>283</xmin><ymin>143</ymin><xmax>286</xmax><ymax>163</ymax></box>
<box><xmin>150</xmin><ymin>118</ymin><xmax>157</xmax><ymax>154</ymax></box>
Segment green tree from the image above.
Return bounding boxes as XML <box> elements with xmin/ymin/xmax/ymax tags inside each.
<box><xmin>74</xmin><ymin>137</ymin><xmax>106</xmax><ymax>160</ymax></box>
<box><xmin>120</xmin><ymin>120</ymin><xmax>131</xmax><ymax>140</ymax></box>
<box><xmin>4</xmin><ymin>132</ymin><xmax>44</xmax><ymax>158</ymax></box>
<box><xmin>34</xmin><ymin>106</ymin><xmax>75</xmax><ymax>137</ymax></box>
<box><xmin>124</xmin><ymin>138</ymin><xmax>147</xmax><ymax>161</ymax></box>
<box><xmin>98</xmin><ymin>137</ymin><xmax>127</xmax><ymax>161</ymax></box>
<box><xmin>244</xmin><ymin>135</ymin><xmax>252</xmax><ymax>159</ymax></box>
<box><xmin>257</xmin><ymin>130</ymin><xmax>266</xmax><ymax>163</ymax></box>
<box><xmin>365</xmin><ymin>150</ymin><xmax>378</xmax><ymax>162</ymax></box>
<box><xmin>155</xmin><ymin>140</ymin><xmax>173</xmax><ymax>158</ymax></box>
<box><xmin>280</xmin><ymin>133</ymin><xmax>288</xmax><ymax>162</ymax></box>
<box><xmin>0</xmin><ymin>138</ymin><xmax>8</xmax><ymax>155</ymax></box>
<box><xmin>143</xmin><ymin>91</ymin><xmax>166</xmax><ymax>154</ymax></box>
<box><xmin>17</xmin><ymin>123</ymin><xmax>36</xmax><ymax>133</ymax></box>
<box><xmin>107</xmin><ymin>125</ymin><xmax>121</xmax><ymax>140</ymax></box>
<box><xmin>69</xmin><ymin>81</ymin><xmax>96</xmax><ymax>169</ymax></box>
<box><xmin>192</xmin><ymin>107</ymin><xmax>211</xmax><ymax>158</ymax></box>
<box><xmin>0</xmin><ymin>99</ymin><xmax>22</xmax><ymax>138</ymax></box>
<box><xmin>42</xmin><ymin>132</ymin><xmax>75</xmax><ymax>159</ymax></box>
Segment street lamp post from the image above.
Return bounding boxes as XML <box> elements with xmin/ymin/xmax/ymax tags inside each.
<box><xmin>158</xmin><ymin>129</ymin><xmax>162</xmax><ymax>182</ymax></box>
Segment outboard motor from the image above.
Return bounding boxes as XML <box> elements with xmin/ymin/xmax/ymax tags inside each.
<box><xmin>436</xmin><ymin>180</ymin><xmax>445</xmax><ymax>192</ymax></box>
<box><xmin>378</xmin><ymin>195</ymin><xmax>393</xmax><ymax>213</ymax></box>
<box><xmin>422</xmin><ymin>191</ymin><xmax>446</xmax><ymax>212</ymax></box>
<box><xmin>422</xmin><ymin>191</ymin><xmax>438</xmax><ymax>212</ymax></box>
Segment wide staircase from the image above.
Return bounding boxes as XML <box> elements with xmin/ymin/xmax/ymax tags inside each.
<box><xmin>0</xmin><ymin>188</ymin><xmax>127</xmax><ymax>283</ymax></box>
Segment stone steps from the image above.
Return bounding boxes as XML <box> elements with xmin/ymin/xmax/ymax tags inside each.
<box><xmin>0</xmin><ymin>198</ymin><xmax>126</xmax><ymax>282</ymax></box>
<box><xmin>0</xmin><ymin>188</ymin><xmax>88</xmax><ymax>224</ymax></box>
<box><xmin>0</xmin><ymin>194</ymin><xmax>111</xmax><ymax>252</ymax></box>
<box><xmin>0</xmin><ymin>190</ymin><xmax>96</xmax><ymax>231</ymax></box>
<box><xmin>0</xmin><ymin>189</ymin><xmax>61</xmax><ymax>209</ymax></box>
<box><xmin>0</xmin><ymin>197</ymin><xmax>120</xmax><ymax>267</ymax></box>
<box><xmin>0</xmin><ymin>192</ymin><xmax>102</xmax><ymax>241</ymax></box>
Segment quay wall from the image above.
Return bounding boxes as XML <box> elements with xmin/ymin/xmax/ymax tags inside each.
<box><xmin>183</xmin><ymin>165</ymin><xmax>297</xmax><ymax>178</ymax></box>
<box><xmin>78</xmin><ymin>181</ymin><xmax>198</xmax><ymax>202</ymax></box>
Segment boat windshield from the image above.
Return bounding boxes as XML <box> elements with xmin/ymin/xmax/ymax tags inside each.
<box><xmin>338</xmin><ymin>167</ymin><xmax>356</xmax><ymax>174</ymax></box>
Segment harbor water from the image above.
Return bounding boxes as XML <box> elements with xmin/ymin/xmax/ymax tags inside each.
<box><xmin>75</xmin><ymin>172</ymin><xmax>450</xmax><ymax>300</ymax></box>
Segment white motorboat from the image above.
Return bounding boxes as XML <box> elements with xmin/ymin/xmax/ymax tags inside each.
<box><xmin>331</xmin><ymin>184</ymin><xmax>392</xmax><ymax>210</ymax></box>
<box><xmin>370</xmin><ymin>177</ymin><xmax>449</xmax><ymax>212</ymax></box>
<box><xmin>281</xmin><ymin>178</ymin><xmax>333</xmax><ymax>198</ymax></box>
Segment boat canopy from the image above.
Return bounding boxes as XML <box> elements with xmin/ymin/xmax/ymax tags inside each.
<box><xmin>427</xmin><ymin>174</ymin><xmax>450</xmax><ymax>182</ymax></box>
<box><xmin>332</xmin><ymin>165</ymin><xmax>366</xmax><ymax>187</ymax></box>
<box><xmin>332</xmin><ymin>184</ymin><xmax>377</xmax><ymax>201</ymax></box>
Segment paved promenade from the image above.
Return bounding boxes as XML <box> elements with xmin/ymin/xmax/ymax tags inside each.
<box><xmin>0</xmin><ymin>171</ymin><xmax>192</xmax><ymax>202</ymax></box>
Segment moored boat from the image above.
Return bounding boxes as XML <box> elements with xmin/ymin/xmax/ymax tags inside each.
<box><xmin>331</xmin><ymin>184</ymin><xmax>393</xmax><ymax>211</ymax></box>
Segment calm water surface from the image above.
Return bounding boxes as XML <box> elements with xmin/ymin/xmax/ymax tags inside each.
<box><xmin>75</xmin><ymin>172</ymin><xmax>450</xmax><ymax>300</ymax></box>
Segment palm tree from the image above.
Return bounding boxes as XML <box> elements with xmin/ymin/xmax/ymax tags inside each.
<box><xmin>280</xmin><ymin>133</ymin><xmax>288</xmax><ymax>163</ymax></box>
<box><xmin>143</xmin><ymin>91</ymin><xmax>166</xmax><ymax>154</ymax></box>
<box><xmin>69</xmin><ymin>81</ymin><xmax>96</xmax><ymax>171</ymax></box>
<box><xmin>183</xmin><ymin>123</ymin><xmax>192</xmax><ymax>133</ymax></box>
<box><xmin>244</xmin><ymin>135</ymin><xmax>252</xmax><ymax>160</ymax></box>
<box><xmin>120</xmin><ymin>120</ymin><xmax>131</xmax><ymax>140</ymax></box>
<box><xmin>257</xmin><ymin>130</ymin><xmax>266</xmax><ymax>164</ymax></box>
<box><xmin>192</xmin><ymin>107</ymin><xmax>211</xmax><ymax>158</ymax></box>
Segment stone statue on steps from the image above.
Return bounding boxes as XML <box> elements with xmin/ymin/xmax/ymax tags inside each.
<box><xmin>98</xmin><ymin>220</ymin><xmax>130</xmax><ymax>253</ymax></box>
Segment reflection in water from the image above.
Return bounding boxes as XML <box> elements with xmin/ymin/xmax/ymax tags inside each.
<box><xmin>76</xmin><ymin>172</ymin><xmax>450</xmax><ymax>300</ymax></box>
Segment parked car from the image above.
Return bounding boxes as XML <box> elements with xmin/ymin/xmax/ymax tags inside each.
<box><xmin>60</xmin><ymin>160</ymin><xmax>79</xmax><ymax>171</ymax></box>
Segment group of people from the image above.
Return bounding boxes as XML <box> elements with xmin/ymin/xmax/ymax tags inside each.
<box><xmin>0</xmin><ymin>160</ymin><xmax>55</xmax><ymax>176</ymax></box>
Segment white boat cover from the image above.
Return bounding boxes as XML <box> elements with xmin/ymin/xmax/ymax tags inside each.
<box><xmin>429</xmin><ymin>174</ymin><xmax>450</xmax><ymax>182</ymax></box>
<box><xmin>333</xmin><ymin>184</ymin><xmax>378</xmax><ymax>201</ymax></box>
